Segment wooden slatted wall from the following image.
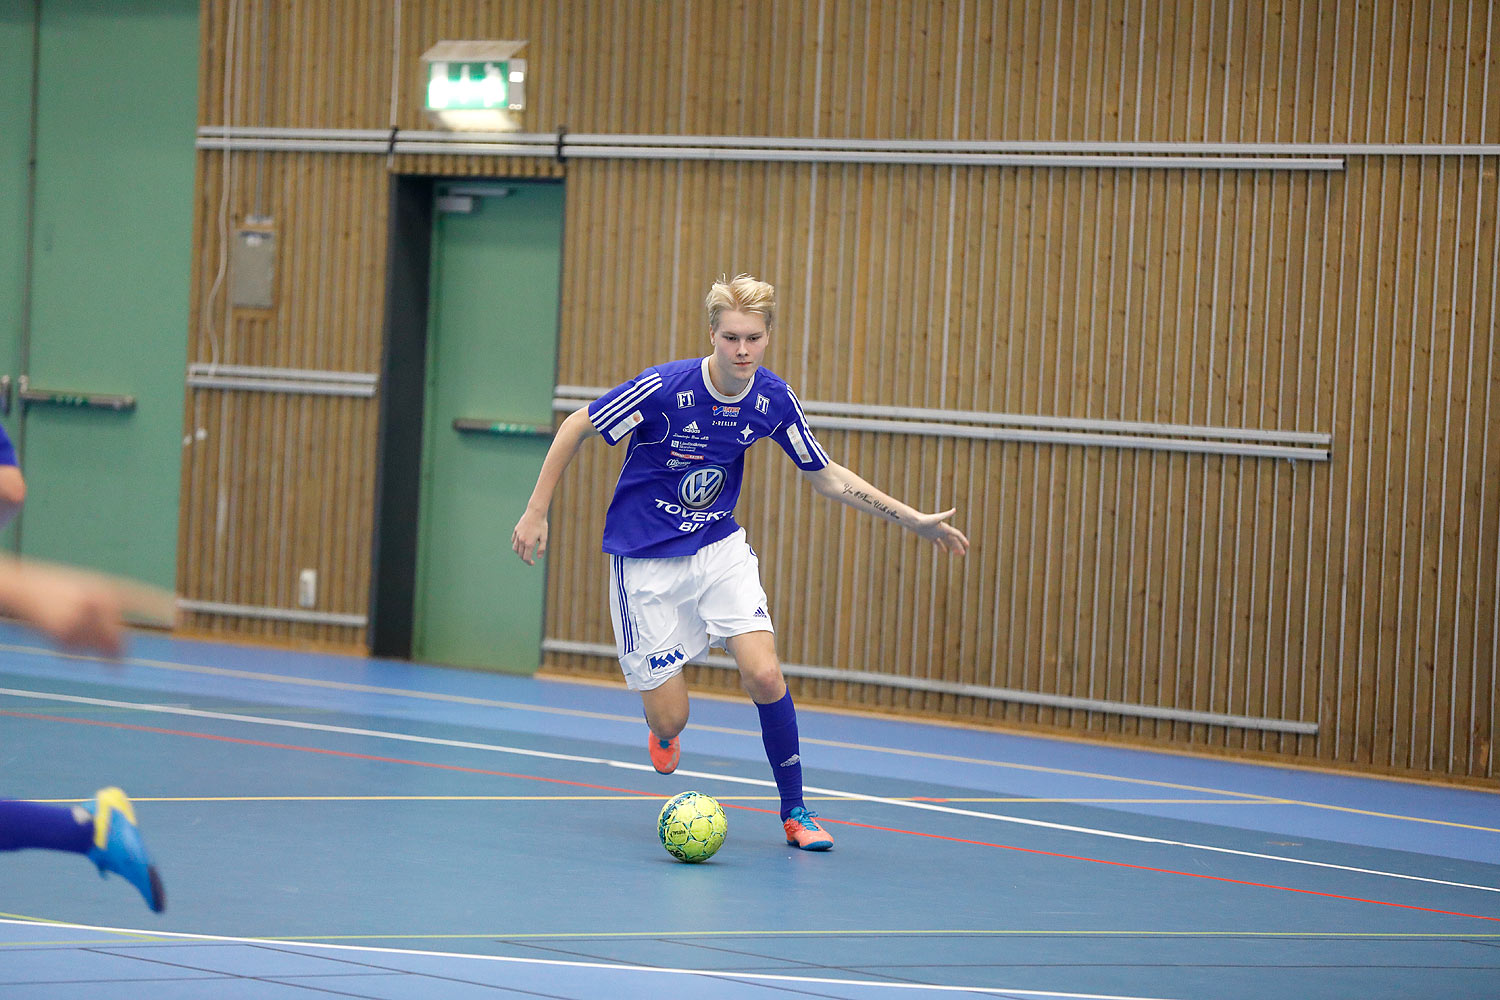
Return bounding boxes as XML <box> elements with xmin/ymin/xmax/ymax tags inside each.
<box><xmin>186</xmin><ymin>0</ymin><xmax>1500</xmax><ymax>780</ymax></box>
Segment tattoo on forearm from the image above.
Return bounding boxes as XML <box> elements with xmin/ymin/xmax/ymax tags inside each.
<box><xmin>840</xmin><ymin>483</ymin><xmax>902</xmax><ymax>521</ymax></box>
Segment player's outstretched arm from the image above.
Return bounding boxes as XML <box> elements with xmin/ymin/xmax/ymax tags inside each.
<box><xmin>511</xmin><ymin>406</ymin><xmax>599</xmax><ymax>565</ymax></box>
<box><xmin>801</xmin><ymin>462</ymin><xmax>969</xmax><ymax>555</ymax></box>
<box><xmin>0</xmin><ymin>556</ymin><xmax>130</xmax><ymax>656</ymax></box>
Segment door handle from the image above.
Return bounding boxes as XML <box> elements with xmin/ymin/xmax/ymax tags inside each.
<box><xmin>452</xmin><ymin>418</ymin><xmax>552</xmax><ymax>438</ymax></box>
<box><xmin>17</xmin><ymin>375</ymin><xmax>135</xmax><ymax>412</ymax></box>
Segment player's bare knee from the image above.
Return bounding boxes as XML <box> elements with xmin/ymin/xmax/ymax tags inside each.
<box><xmin>738</xmin><ymin>660</ymin><xmax>786</xmax><ymax>703</ymax></box>
<box><xmin>646</xmin><ymin>706</ymin><xmax>688</xmax><ymax>739</ymax></box>
<box><xmin>641</xmin><ymin>681</ymin><xmax>690</xmax><ymax>738</ymax></box>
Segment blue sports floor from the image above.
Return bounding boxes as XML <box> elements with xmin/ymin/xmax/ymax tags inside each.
<box><xmin>1</xmin><ymin>623</ymin><xmax>1497</xmax><ymax>999</ymax></box>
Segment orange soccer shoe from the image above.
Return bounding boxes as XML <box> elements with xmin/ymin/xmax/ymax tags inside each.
<box><xmin>783</xmin><ymin>806</ymin><xmax>834</xmax><ymax>851</ymax></box>
<box><xmin>648</xmin><ymin>732</ymin><xmax>680</xmax><ymax>774</ymax></box>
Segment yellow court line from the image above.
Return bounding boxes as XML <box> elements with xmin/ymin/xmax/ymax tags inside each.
<box><xmin>0</xmin><ymin>939</ymin><xmax>181</xmax><ymax>947</ymax></box>
<box><xmin>5</xmin><ymin>640</ymin><xmax>1496</xmax><ymax>833</ymax></box>
<box><xmin>0</xmin><ymin>911</ymin><xmax>74</xmax><ymax>925</ymax></box>
<box><xmin>19</xmin><ymin>794</ymin><xmax>1287</xmax><ymax>806</ymax></box>
<box><xmin>0</xmin><ymin>911</ymin><xmax>167</xmax><ymax>943</ymax></box>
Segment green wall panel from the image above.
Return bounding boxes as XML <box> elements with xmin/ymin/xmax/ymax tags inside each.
<box><xmin>1</xmin><ymin>4</ymin><xmax>35</xmax><ymax>552</ymax></box>
<box><xmin>0</xmin><ymin>6</ymin><xmax>33</xmax><ymax>374</ymax></box>
<box><xmin>19</xmin><ymin>0</ymin><xmax>195</xmax><ymax>585</ymax></box>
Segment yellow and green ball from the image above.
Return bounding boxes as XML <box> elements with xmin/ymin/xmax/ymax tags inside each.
<box><xmin>657</xmin><ymin>791</ymin><xmax>728</xmax><ymax>863</ymax></box>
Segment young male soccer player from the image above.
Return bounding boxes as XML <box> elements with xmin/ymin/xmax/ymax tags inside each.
<box><xmin>0</xmin><ymin>420</ymin><xmax>166</xmax><ymax>911</ymax></box>
<box><xmin>511</xmin><ymin>274</ymin><xmax>968</xmax><ymax>850</ymax></box>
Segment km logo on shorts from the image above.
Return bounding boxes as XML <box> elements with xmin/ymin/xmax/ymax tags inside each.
<box><xmin>648</xmin><ymin>645</ymin><xmax>687</xmax><ymax>671</ymax></box>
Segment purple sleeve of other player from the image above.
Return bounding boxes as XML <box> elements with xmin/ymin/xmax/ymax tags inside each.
<box><xmin>0</xmin><ymin>422</ymin><xmax>16</xmax><ymax>468</ymax></box>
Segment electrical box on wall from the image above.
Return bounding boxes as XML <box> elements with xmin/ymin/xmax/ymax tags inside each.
<box><xmin>230</xmin><ymin>222</ymin><xmax>275</xmax><ymax>309</ymax></box>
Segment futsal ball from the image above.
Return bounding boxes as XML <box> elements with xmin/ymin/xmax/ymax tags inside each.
<box><xmin>657</xmin><ymin>791</ymin><xmax>728</xmax><ymax>863</ymax></box>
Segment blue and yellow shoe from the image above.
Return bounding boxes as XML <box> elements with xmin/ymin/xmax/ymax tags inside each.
<box><xmin>84</xmin><ymin>787</ymin><xmax>165</xmax><ymax>912</ymax></box>
<box><xmin>783</xmin><ymin>806</ymin><xmax>834</xmax><ymax>851</ymax></box>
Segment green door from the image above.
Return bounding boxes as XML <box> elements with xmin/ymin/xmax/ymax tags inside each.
<box><xmin>413</xmin><ymin>182</ymin><xmax>564</xmax><ymax>672</ymax></box>
<box><xmin>0</xmin><ymin>9</ymin><xmax>33</xmax><ymax>553</ymax></box>
<box><xmin>0</xmin><ymin>1</ymin><xmax>195</xmax><ymax>584</ymax></box>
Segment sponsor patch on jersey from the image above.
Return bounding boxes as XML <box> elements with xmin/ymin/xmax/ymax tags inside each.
<box><xmin>670</xmin><ymin>450</ymin><xmax>703</xmax><ymax>461</ymax></box>
<box><xmin>681</xmin><ymin>420</ymin><xmax>701</xmax><ymax>434</ymax></box>
<box><xmin>677</xmin><ymin>391</ymin><xmax>695</xmax><ymax>408</ymax></box>
<box><xmin>755</xmin><ymin>394</ymin><xmax>769</xmax><ymax>414</ymax></box>
<box><xmin>738</xmin><ymin>425</ymin><xmax>756</xmax><ymax>442</ymax></box>
<box><xmin>677</xmin><ymin>465</ymin><xmax>727</xmax><ymax>510</ymax></box>
<box><xmin>712</xmin><ymin>405</ymin><xmax>740</xmax><ymax>417</ymax></box>
<box><xmin>606</xmin><ymin>410</ymin><xmax>643</xmax><ymax>442</ymax></box>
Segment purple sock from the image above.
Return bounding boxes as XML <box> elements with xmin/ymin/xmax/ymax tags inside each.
<box><xmin>755</xmin><ymin>691</ymin><xmax>804</xmax><ymax>820</ymax></box>
<box><xmin>0</xmin><ymin>799</ymin><xmax>93</xmax><ymax>854</ymax></box>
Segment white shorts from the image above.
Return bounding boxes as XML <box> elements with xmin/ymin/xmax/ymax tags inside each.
<box><xmin>608</xmin><ymin>528</ymin><xmax>774</xmax><ymax>691</ymax></box>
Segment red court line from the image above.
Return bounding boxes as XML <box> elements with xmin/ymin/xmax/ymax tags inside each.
<box><xmin>1</xmin><ymin>710</ymin><xmax>659</xmax><ymax>799</ymax></box>
<box><xmin>9</xmin><ymin>708</ymin><xmax>1498</xmax><ymax>924</ymax></box>
<box><xmin>830</xmin><ymin>818</ymin><xmax>1500</xmax><ymax>923</ymax></box>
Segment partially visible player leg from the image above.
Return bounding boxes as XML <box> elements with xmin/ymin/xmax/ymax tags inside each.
<box><xmin>610</xmin><ymin>553</ymin><xmax>703</xmax><ymax>775</ymax></box>
<box><xmin>0</xmin><ymin>798</ymin><xmax>93</xmax><ymax>854</ymax></box>
<box><xmin>725</xmin><ymin>630</ymin><xmax>833</xmax><ymax>851</ymax></box>
<box><xmin>0</xmin><ymin>789</ymin><xmax>165</xmax><ymax>911</ymax></box>
<box><xmin>640</xmin><ymin>673</ymin><xmax>689</xmax><ymax>774</ymax></box>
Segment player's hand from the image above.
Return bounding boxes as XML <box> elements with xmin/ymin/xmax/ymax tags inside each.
<box><xmin>511</xmin><ymin>509</ymin><xmax>549</xmax><ymax>565</ymax></box>
<box><xmin>913</xmin><ymin>509</ymin><xmax>969</xmax><ymax>555</ymax></box>
<box><xmin>11</xmin><ymin>562</ymin><xmax>128</xmax><ymax>656</ymax></box>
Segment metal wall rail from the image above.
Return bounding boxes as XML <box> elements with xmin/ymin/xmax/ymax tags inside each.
<box><xmin>557</xmin><ymin>147</ymin><xmax>1341</xmax><ymax>169</ymax></box>
<box><xmin>556</xmin><ymin>385</ymin><xmax>1331</xmax><ymax>446</ymax></box>
<box><xmin>187</xmin><ymin>363</ymin><xmax>378</xmax><ymax>397</ymax></box>
<box><xmin>551</xmin><ymin>394</ymin><xmax>1332</xmax><ymax>462</ymax></box>
<box><xmin>555</xmin><ymin>134</ymin><xmax>1500</xmax><ymax>157</ymax></box>
<box><xmin>542</xmin><ymin>639</ymin><xmax>1319</xmax><ymax>735</ymax></box>
<box><xmin>177</xmin><ymin>598</ymin><xmax>368</xmax><ymax>628</ymax></box>
<box><xmin>198</xmin><ymin>125</ymin><xmax>1499</xmax><ymax>157</ymax></box>
<box><xmin>195</xmin><ymin>127</ymin><xmax>1343</xmax><ymax>170</ymax></box>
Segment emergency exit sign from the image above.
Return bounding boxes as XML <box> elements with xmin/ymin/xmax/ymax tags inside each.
<box><xmin>426</xmin><ymin>59</ymin><xmax>525</xmax><ymax>111</ymax></box>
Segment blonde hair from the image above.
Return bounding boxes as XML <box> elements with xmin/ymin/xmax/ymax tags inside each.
<box><xmin>705</xmin><ymin>273</ymin><xmax>775</xmax><ymax>330</ymax></box>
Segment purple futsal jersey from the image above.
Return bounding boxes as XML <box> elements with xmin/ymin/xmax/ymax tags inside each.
<box><xmin>588</xmin><ymin>357</ymin><xmax>829</xmax><ymax>558</ymax></box>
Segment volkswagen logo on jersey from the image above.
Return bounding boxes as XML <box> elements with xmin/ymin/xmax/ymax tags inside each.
<box><xmin>678</xmin><ymin>465</ymin><xmax>727</xmax><ymax>509</ymax></box>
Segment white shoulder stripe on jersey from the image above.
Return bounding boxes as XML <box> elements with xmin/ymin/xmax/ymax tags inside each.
<box><xmin>592</xmin><ymin>373</ymin><xmax>662</xmax><ymax>431</ymax></box>
<box><xmin>594</xmin><ymin>373</ymin><xmax>661</xmax><ymax>428</ymax></box>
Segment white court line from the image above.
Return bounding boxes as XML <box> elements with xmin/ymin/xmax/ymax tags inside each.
<box><xmin>0</xmin><ymin>917</ymin><xmax>1184</xmax><ymax>1000</ymax></box>
<box><xmin>8</xmin><ymin>639</ymin><xmax>1499</xmax><ymax>824</ymax></box>
<box><xmin>3</xmin><ymin>685</ymin><xmax>1498</xmax><ymax>898</ymax></box>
